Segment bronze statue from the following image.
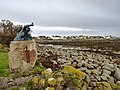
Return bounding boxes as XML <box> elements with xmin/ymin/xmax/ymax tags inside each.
<box><xmin>14</xmin><ymin>22</ymin><xmax>34</xmax><ymax>41</ymax></box>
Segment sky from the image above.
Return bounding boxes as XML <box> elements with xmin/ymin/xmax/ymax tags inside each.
<box><xmin>0</xmin><ymin>0</ymin><xmax>120</xmax><ymax>36</ymax></box>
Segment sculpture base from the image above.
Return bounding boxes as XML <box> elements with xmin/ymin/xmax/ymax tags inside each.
<box><xmin>9</xmin><ymin>40</ymin><xmax>37</xmax><ymax>72</ymax></box>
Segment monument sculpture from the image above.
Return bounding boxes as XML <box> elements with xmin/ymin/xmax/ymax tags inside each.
<box><xmin>9</xmin><ymin>23</ymin><xmax>37</xmax><ymax>72</ymax></box>
<box><xmin>14</xmin><ymin>22</ymin><xmax>33</xmax><ymax>41</ymax></box>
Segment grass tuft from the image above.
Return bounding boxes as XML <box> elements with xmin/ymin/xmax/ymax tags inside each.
<box><xmin>0</xmin><ymin>50</ymin><xmax>10</xmax><ymax>77</ymax></box>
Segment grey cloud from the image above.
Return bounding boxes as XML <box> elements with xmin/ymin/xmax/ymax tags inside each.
<box><xmin>0</xmin><ymin>0</ymin><xmax>120</xmax><ymax>36</ymax></box>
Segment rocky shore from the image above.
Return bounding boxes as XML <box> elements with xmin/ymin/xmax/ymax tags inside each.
<box><xmin>37</xmin><ymin>44</ymin><xmax>120</xmax><ymax>89</ymax></box>
<box><xmin>0</xmin><ymin>44</ymin><xmax>120</xmax><ymax>90</ymax></box>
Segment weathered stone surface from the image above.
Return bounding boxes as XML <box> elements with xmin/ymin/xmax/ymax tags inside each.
<box><xmin>108</xmin><ymin>76</ymin><xmax>114</xmax><ymax>84</ymax></box>
<box><xmin>116</xmin><ymin>81</ymin><xmax>120</xmax><ymax>86</ymax></box>
<box><xmin>0</xmin><ymin>77</ymin><xmax>8</xmax><ymax>87</ymax></box>
<box><xmin>102</xmin><ymin>69</ymin><xmax>111</xmax><ymax>76</ymax></box>
<box><xmin>114</xmin><ymin>69</ymin><xmax>120</xmax><ymax>81</ymax></box>
<box><xmin>95</xmin><ymin>76</ymin><xmax>101</xmax><ymax>81</ymax></box>
<box><xmin>9</xmin><ymin>40</ymin><xmax>37</xmax><ymax>72</ymax></box>
<box><xmin>102</xmin><ymin>64</ymin><xmax>114</xmax><ymax>71</ymax></box>
<box><xmin>101</xmin><ymin>76</ymin><xmax>108</xmax><ymax>81</ymax></box>
<box><xmin>37</xmin><ymin>44</ymin><xmax>120</xmax><ymax>89</ymax></box>
<box><xmin>90</xmin><ymin>82</ymin><xmax>96</xmax><ymax>87</ymax></box>
<box><xmin>81</xmin><ymin>85</ymin><xmax>87</xmax><ymax>90</ymax></box>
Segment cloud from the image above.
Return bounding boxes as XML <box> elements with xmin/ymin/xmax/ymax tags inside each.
<box><xmin>12</xmin><ymin>21</ymin><xmax>95</xmax><ymax>36</ymax></box>
<box><xmin>0</xmin><ymin>0</ymin><xmax>120</xmax><ymax>36</ymax></box>
<box><xmin>31</xmin><ymin>26</ymin><xmax>92</xmax><ymax>31</ymax></box>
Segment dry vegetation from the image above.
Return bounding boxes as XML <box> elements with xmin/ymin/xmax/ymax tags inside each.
<box><xmin>0</xmin><ymin>20</ymin><xmax>22</xmax><ymax>46</ymax></box>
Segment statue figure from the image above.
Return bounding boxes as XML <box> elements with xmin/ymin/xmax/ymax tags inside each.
<box><xmin>14</xmin><ymin>22</ymin><xmax>34</xmax><ymax>41</ymax></box>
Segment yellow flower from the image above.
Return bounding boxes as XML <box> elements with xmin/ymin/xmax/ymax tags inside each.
<box><xmin>62</xmin><ymin>66</ymin><xmax>86</xmax><ymax>78</ymax></box>
<box><xmin>45</xmin><ymin>87</ymin><xmax>55</xmax><ymax>90</ymax></box>
<box><xmin>33</xmin><ymin>77</ymin><xmax>39</xmax><ymax>84</ymax></box>
<box><xmin>48</xmin><ymin>78</ymin><xmax>56</xmax><ymax>86</ymax></box>
<box><xmin>39</xmin><ymin>79</ymin><xmax>45</xmax><ymax>87</ymax></box>
<box><xmin>42</xmin><ymin>68</ymin><xmax>53</xmax><ymax>78</ymax></box>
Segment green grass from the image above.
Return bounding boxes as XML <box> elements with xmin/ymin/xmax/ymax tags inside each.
<box><xmin>34</xmin><ymin>60</ymin><xmax>46</xmax><ymax>71</ymax></box>
<box><xmin>0</xmin><ymin>50</ymin><xmax>10</xmax><ymax>77</ymax></box>
<box><xmin>0</xmin><ymin>50</ymin><xmax>46</xmax><ymax>77</ymax></box>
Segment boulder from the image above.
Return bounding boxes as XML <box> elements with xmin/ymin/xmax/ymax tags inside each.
<box><xmin>90</xmin><ymin>82</ymin><xmax>96</xmax><ymax>87</ymax></box>
<box><xmin>116</xmin><ymin>81</ymin><xmax>120</xmax><ymax>86</ymax></box>
<box><xmin>114</xmin><ymin>69</ymin><xmax>120</xmax><ymax>81</ymax></box>
<box><xmin>102</xmin><ymin>64</ymin><xmax>114</xmax><ymax>71</ymax></box>
<box><xmin>101</xmin><ymin>76</ymin><xmax>108</xmax><ymax>81</ymax></box>
<box><xmin>95</xmin><ymin>76</ymin><xmax>101</xmax><ymax>81</ymax></box>
<box><xmin>9</xmin><ymin>40</ymin><xmax>37</xmax><ymax>72</ymax></box>
<box><xmin>108</xmin><ymin>76</ymin><xmax>114</xmax><ymax>84</ymax></box>
<box><xmin>102</xmin><ymin>69</ymin><xmax>111</xmax><ymax>77</ymax></box>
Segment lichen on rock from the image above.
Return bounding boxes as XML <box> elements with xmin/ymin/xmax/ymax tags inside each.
<box><xmin>62</xmin><ymin>66</ymin><xmax>86</xmax><ymax>78</ymax></box>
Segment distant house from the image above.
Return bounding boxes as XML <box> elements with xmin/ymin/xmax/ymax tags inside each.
<box><xmin>103</xmin><ymin>35</ymin><xmax>112</xmax><ymax>39</ymax></box>
<box><xmin>36</xmin><ymin>36</ymin><xmax>52</xmax><ymax>40</ymax></box>
<box><xmin>35</xmin><ymin>35</ymin><xmax>113</xmax><ymax>40</ymax></box>
<box><xmin>90</xmin><ymin>36</ymin><xmax>104</xmax><ymax>39</ymax></box>
<box><xmin>50</xmin><ymin>35</ymin><xmax>63</xmax><ymax>39</ymax></box>
<box><xmin>79</xmin><ymin>35</ymin><xmax>89</xmax><ymax>39</ymax></box>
